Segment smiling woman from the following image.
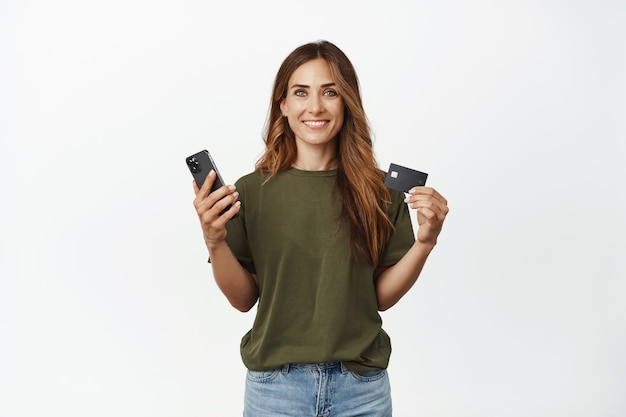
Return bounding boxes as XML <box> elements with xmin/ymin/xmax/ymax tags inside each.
<box><xmin>279</xmin><ymin>58</ymin><xmax>345</xmax><ymax>165</ymax></box>
<box><xmin>191</xmin><ymin>40</ymin><xmax>449</xmax><ymax>416</ymax></box>
<box><xmin>3</xmin><ymin>1</ymin><xmax>624</xmax><ymax>415</ymax></box>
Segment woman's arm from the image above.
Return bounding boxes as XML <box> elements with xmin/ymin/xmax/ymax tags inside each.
<box><xmin>193</xmin><ymin>170</ymin><xmax>258</xmax><ymax>312</ymax></box>
<box><xmin>375</xmin><ymin>186</ymin><xmax>449</xmax><ymax>311</ymax></box>
<box><xmin>206</xmin><ymin>240</ymin><xmax>259</xmax><ymax>312</ymax></box>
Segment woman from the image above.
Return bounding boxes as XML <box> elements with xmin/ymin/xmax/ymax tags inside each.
<box><xmin>193</xmin><ymin>40</ymin><xmax>448</xmax><ymax>416</ymax></box>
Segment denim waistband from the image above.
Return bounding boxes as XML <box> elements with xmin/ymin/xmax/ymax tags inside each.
<box><xmin>281</xmin><ymin>362</ymin><xmax>347</xmax><ymax>373</ymax></box>
<box><xmin>288</xmin><ymin>362</ymin><xmax>341</xmax><ymax>369</ymax></box>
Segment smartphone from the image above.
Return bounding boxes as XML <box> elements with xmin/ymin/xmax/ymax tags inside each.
<box><xmin>185</xmin><ymin>150</ymin><xmax>235</xmax><ymax>216</ymax></box>
<box><xmin>185</xmin><ymin>150</ymin><xmax>226</xmax><ymax>192</ymax></box>
<box><xmin>384</xmin><ymin>163</ymin><xmax>428</xmax><ymax>193</ymax></box>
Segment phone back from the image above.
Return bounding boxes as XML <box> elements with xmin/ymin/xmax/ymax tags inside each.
<box><xmin>185</xmin><ymin>150</ymin><xmax>225</xmax><ymax>192</ymax></box>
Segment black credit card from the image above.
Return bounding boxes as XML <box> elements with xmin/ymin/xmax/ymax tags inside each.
<box><xmin>384</xmin><ymin>163</ymin><xmax>428</xmax><ymax>192</ymax></box>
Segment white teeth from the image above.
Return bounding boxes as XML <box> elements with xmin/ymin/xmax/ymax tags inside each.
<box><xmin>304</xmin><ymin>121</ymin><xmax>326</xmax><ymax>127</ymax></box>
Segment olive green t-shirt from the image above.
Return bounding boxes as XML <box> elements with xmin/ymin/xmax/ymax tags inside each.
<box><xmin>224</xmin><ymin>168</ymin><xmax>415</xmax><ymax>375</ymax></box>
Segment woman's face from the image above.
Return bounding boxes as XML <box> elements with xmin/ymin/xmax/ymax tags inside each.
<box><xmin>280</xmin><ymin>58</ymin><xmax>345</xmax><ymax>152</ymax></box>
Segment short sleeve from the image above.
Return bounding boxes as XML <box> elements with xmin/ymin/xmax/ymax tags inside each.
<box><xmin>207</xmin><ymin>176</ymin><xmax>256</xmax><ymax>274</ymax></box>
<box><xmin>378</xmin><ymin>190</ymin><xmax>415</xmax><ymax>267</ymax></box>
<box><xmin>223</xmin><ymin>177</ymin><xmax>256</xmax><ymax>274</ymax></box>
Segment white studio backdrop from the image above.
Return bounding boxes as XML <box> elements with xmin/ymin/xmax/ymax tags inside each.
<box><xmin>1</xmin><ymin>0</ymin><xmax>624</xmax><ymax>416</ymax></box>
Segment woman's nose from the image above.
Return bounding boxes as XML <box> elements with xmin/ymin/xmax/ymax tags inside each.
<box><xmin>308</xmin><ymin>95</ymin><xmax>324</xmax><ymax>114</ymax></box>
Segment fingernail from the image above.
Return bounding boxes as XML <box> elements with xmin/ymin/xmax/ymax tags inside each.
<box><xmin>228</xmin><ymin>185</ymin><xmax>236</xmax><ymax>191</ymax></box>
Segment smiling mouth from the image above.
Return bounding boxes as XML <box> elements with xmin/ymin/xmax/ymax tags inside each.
<box><xmin>303</xmin><ymin>120</ymin><xmax>328</xmax><ymax>127</ymax></box>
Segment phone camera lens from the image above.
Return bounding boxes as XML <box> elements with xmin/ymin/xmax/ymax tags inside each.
<box><xmin>187</xmin><ymin>157</ymin><xmax>200</xmax><ymax>172</ymax></box>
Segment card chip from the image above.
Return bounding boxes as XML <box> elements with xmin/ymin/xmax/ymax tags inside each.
<box><xmin>391</xmin><ymin>171</ymin><xmax>398</xmax><ymax>178</ymax></box>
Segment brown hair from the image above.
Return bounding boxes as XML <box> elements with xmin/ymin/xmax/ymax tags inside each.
<box><xmin>256</xmin><ymin>40</ymin><xmax>393</xmax><ymax>266</ymax></box>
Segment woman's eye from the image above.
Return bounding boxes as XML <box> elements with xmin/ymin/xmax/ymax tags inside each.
<box><xmin>295</xmin><ymin>90</ymin><xmax>306</xmax><ymax>97</ymax></box>
<box><xmin>324</xmin><ymin>90</ymin><xmax>338</xmax><ymax>97</ymax></box>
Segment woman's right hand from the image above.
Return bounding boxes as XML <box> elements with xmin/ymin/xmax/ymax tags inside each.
<box><xmin>193</xmin><ymin>169</ymin><xmax>241</xmax><ymax>249</ymax></box>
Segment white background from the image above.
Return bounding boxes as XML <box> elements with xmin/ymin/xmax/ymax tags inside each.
<box><xmin>1</xmin><ymin>0</ymin><xmax>625</xmax><ymax>416</ymax></box>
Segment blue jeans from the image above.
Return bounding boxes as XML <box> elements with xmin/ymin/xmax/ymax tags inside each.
<box><xmin>243</xmin><ymin>362</ymin><xmax>392</xmax><ymax>417</ymax></box>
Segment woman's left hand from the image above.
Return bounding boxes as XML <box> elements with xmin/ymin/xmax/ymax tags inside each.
<box><xmin>404</xmin><ymin>187</ymin><xmax>449</xmax><ymax>246</ymax></box>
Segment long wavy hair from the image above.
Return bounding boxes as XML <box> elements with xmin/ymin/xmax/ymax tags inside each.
<box><xmin>256</xmin><ymin>40</ymin><xmax>393</xmax><ymax>266</ymax></box>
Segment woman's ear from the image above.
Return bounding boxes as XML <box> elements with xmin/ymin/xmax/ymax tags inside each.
<box><xmin>279</xmin><ymin>100</ymin><xmax>287</xmax><ymax>117</ymax></box>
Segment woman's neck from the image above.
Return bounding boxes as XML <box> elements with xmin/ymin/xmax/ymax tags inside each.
<box><xmin>292</xmin><ymin>146</ymin><xmax>338</xmax><ymax>171</ymax></box>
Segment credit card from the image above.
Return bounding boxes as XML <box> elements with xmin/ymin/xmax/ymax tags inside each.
<box><xmin>384</xmin><ymin>163</ymin><xmax>428</xmax><ymax>192</ymax></box>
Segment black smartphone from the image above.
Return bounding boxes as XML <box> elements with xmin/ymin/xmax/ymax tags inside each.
<box><xmin>186</xmin><ymin>150</ymin><xmax>226</xmax><ymax>192</ymax></box>
<box><xmin>384</xmin><ymin>163</ymin><xmax>428</xmax><ymax>193</ymax></box>
<box><xmin>186</xmin><ymin>150</ymin><xmax>235</xmax><ymax>216</ymax></box>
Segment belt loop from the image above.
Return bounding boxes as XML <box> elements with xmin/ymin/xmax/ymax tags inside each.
<box><xmin>281</xmin><ymin>364</ymin><xmax>290</xmax><ymax>374</ymax></box>
<box><xmin>340</xmin><ymin>362</ymin><xmax>349</xmax><ymax>375</ymax></box>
